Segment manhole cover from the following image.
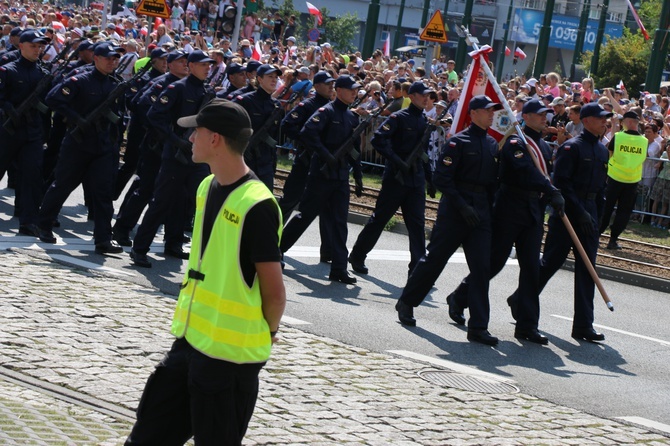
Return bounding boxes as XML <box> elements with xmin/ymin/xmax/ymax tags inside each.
<box><xmin>418</xmin><ymin>370</ymin><xmax>519</xmax><ymax>394</ymax></box>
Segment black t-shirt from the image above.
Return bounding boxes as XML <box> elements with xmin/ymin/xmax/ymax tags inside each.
<box><xmin>202</xmin><ymin>172</ymin><xmax>281</xmax><ymax>287</ymax></box>
<box><xmin>273</xmin><ymin>18</ymin><xmax>284</xmax><ymax>38</ymax></box>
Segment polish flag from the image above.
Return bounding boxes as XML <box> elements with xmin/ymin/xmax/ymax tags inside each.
<box><xmin>626</xmin><ymin>0</ymin><xmax>650</xmax><ymax>40</ymax></box>
<box><xmin>514</xmin><ymin>47</ymin><xmax>526</xmax><ymax>60</ymax></box>
<box><xmin>306</xmin><ymin>2</ymin><xmax>322</xmax><ymax>25</ymax></box>
<box><xmin>252</xmin><ymin>39</ymin><xmax>262</xmax><ymax>61</ymax></box>
<box><xmin>51</xmin><ymin>21</ymin><xmax>66</xmax><ymax>34</ymax></box>
<box><xmin>505</xmin><ymin>46</ymin><xmax>510</xmax><ymax>57</ymax></box>
<box><xmin>283</xmin><ymin>48</ymin><xmax>290</xmax><ymax>66</ymax></box>
<box><xmin>382</xmin><ymin>33</ymin><xmax>390</xmax><ymax>58</ymax></box>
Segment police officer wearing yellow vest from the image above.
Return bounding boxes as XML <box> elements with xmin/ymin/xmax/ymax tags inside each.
<box><xmin>125</xmin><ymin>99</ymin><xmax>286</xmax><ymax>446</ymax></box>
<box><xmin>599</xmin><ymin>110</ymin><xmax>647</xmax><ymax>250</ymax></box>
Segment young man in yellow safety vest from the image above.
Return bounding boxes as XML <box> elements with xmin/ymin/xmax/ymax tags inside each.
<box><xmin>125</xmin><ymin>99</ymin><xmax>286</xmax><ymax>446</ymax></box>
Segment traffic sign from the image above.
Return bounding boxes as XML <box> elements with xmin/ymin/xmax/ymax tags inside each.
<box><xmin>419</xmin><ymin>10</ymin><xmax>448</xmax><ymax>44</ymax></box>
<box><xmin>135</xmin><ymin>0</ymin><xmax>171</xmax><ymax>19</ymax></box>
<box><xmin>308</xmin><ymin>28</ymin><xmax>320</xmax><ymax>42</ymax></box>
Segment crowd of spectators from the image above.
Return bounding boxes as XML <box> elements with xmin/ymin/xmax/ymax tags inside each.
<box><xmin>1</xmin><ymin>0</ymin><xmax>669</xmax><ymax>229</ymax></box>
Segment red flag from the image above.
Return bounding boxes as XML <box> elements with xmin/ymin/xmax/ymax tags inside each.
<box><xmin>153</xmin><ymin>17</ymin><xmax>163</xmax><ymax>29</ymax></box>
<box><xmin>306</xmin><ymin>2</ymin><xmax>322</xmax><ymax>25</ymax></box>
<box><xmin>514</xmin><ymin>47</ymin><xmax>526</xmax><ymax>60</ymax></box>
<box><xmin>505</xmin><ymin>46</ymin><xmax>511</xmax><ymax>57</ymax></box>
<box><xmin>449</xmin><ymin>45</ymin><xmax>514</xmax><ymax>144</ymax></box>
<box><xmin>252</xmin><ymin>40</ymin><xmax>262</xmax><ymax>61</ymax></box>
<box><xmin>626</xmin><ymin>0</ymin><xmax>650</xmax><ymax>40</ymax></box>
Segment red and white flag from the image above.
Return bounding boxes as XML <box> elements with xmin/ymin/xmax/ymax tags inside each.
<box><xmin>283</xmin><ymin>48</ymin><xmax>290</xmax><ymax>66</ymax></box>
<box><xmin>306</xmin><ymin>2</ymin><xmax>322</xmax><ymax>25</ymax></box>
<box><xmin>626</xmin><ymin>0</ymin><xmax>650</xmax><ymax>40</ymax></box>
<box><xmin>514</xmin><ymin>47</ymin><xmax>526</xmax><ymax>60</ymax></box>
<box><xmin>382</xmin><ymin>32</ymin><xmax>390</xmax><ymax>58</ymax></box>
<box><xmin>51</xmin><ymin>21</ymin><xmax>66</xmax><ymax>34</ymax></box>
<box><xmin>252</xmin><ymin>39</ymin><xmax>262</xmax><ymax>61</ymax></box>
<box><xmin>449</xmin><ymin>46</ymin><xmax>525</xmax><ymax>156</ymax></box>
<box><xmin>617</xmin><ymin>79</ymin><xmax>626</xmax><ymax>90</ymax></box>
<box><xmin>505</xmin><ymin>46</ymin><xmax>511</xmax><ymax>57</ymax></box>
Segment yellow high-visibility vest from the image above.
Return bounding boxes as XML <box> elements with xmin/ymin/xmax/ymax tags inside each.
<box><xmin>171</xmin><ymin>175</ymin><xmax>282</xmax><ymax>363</ymax></box>
<box><xmin>607</xmin><ymin>132</ymin><xmax>647</xmax><ymax>183</ymax></box>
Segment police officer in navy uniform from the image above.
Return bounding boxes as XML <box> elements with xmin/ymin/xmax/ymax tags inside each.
<box><xmin>37</xmin><ymin>42</ymin><xmax>124</xmax><ymax>254</ymax></box>
<box><xmin>226</xmin><ymin>60</ymin><xmax>260</xmax><ymax>98</ymax></box>
<box><xmin>395</xmin><ymin>95</ymin><xmax>502</xmax><ymax>346</ymax></box>
<box><xmin>280</xmin><ymin>75</ymin><xmax>364</xmax><ymax>285</ymax></box>
<box><xmin>279</xmin><ymin>71</ymin><xmax>334</xmax><ymax>215</ymax></box>
<box><xmin>0</xmin><ymin>29</ymin><xmax>50</xmax><ymax>236</ymax></box>
<box><xmin>279</xmin><ymin>71</ymin><xmax>334</xmax><ymax>261</ymax></box>
<box><xmin>447</xmin><ymin>99</ymin><xmax>565</xmax><ymax>345</ymax></box>
<box><xmin>512</xmin><ymin>102</ymin><xmax>611</xmax><ymax>342</ymax></box>
<box><xmin>0</xmin><ymin>27</ymin><xmax>23</xmax><ymax>66</ymax></box>
<box><xmin>232</xmin><ymin>63</ymin><xmax>281</xmax><ymax>191</ymax></box>
<box><xmin>215</xmin><ymin>62</ymin><xmax>246</xmax><ymax>99</ymax></box>
<box><xmin>114</xmin><ymin>47</ymin><xmax>168</xmax><ymax>199</ymax></box>
<box><xmin>130</xmin><ymin>50</ymin><xmax>215</xmax><ymax>268</ymax></box>
<box><xmin>113</xmin><ymin>51</ymin><xmax>189</xmax><ymax>246</ymax></box>
<box><xmin>348</xmin><ymin>81</ymin><xmax>433</xmax><ymax>276</ymax></box>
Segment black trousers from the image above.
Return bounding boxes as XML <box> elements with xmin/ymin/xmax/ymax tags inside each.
<box><xmin>115</xmin><ymin>117</ymin><xmax>145</xmax><ymax>200</ymax></box>
<box><xmin>350</xmin><ymin>178</ymin><xmax>426</xmax><ymax>273</ymax></box>
<box><xmin>599</xmin><ymin>178</ymin><xmax>638</xmax><ymax>241</ymax></box>
<box><xmin>399</xmin><ymin>198</ymin><xmax>492</xmax><ymax>330</ymax></box>
<box><xmin>125</xmin><ymin>338</ymin><xmax>263</xmax><ymax>446</ymax></box>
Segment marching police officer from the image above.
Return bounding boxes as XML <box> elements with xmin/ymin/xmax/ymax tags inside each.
<box><xmin>113</xmin><ymin>51</ymin><xmax>189</xmax><ymax>246</ymax></box>
<box><xmin>348</xmin><ymin>81</ymin><xmax>433</xmax><ymax>276</ymax></box>
<box><xmin>232</xmin><ymin>64</ymin><xmax>281</xmax><ymax>191</ymax></box>
<box><xmin>37</xmin><ymin>42</ymin><xmax>124</xmax><ymax>254</ymax></box>
<box><xmin>447</xmin><ymin>99</ymin><xmax>565</xmax><ymax>345</ymax></box>
<box><xmin>215</xmin><ymin>62</ymin><xmax>246</xmax><ymax>99</ymax></box>
<box><xmin>130</xmin><ymin>50</ymin><xmax>215</xmax><ymax>268</ymax></box>
<box><xmin>280</xmin><ymin>75</ymin><xmax>364</xmax><ymax>284</ymax></box>
<box><xmin>0</xmin><ymin>27</ymin><xmax>23</xmax><ymax>66</ymax></box>
<box><xmin>511</xmin><ymin>102</ymin><xmax>611</xmax><ymax>342</ymax></box>
<box><xmin>395</xmin><ymin>95</ymin><xmax>501</xmax><ymax>346</ymax></box>
<box><xmin>114</xmin><ymin>47</ymin><xmax>169</xmax><ymax>199</ymax></box>
<box><xmin>226</xmin><ymin>60</ymin><xmax>260</xmax><ymax>98</ymax></box>
<box><xmin>279</xmin><ymin>71</ymin><xmax>334</xmax><ymax>261</ymax></box>
<box><xmin>0</xmin><ymin>29</ymin><xmax>50</xmax><ymax>236</ymax></box>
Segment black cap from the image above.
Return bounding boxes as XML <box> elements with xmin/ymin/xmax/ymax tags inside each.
<box><xmin>334</xmin><ymin>75</ymin><xmax>361</xmax><ymax>90</ymax></box>
<box><xmin>246</xmin><ymin>60</ymin><xmax>262</xmax><ymax>73</ymax></box>
<box><xmin>313</xmin><ymin>71</ymin><xmax>335</xmax><ymax>84</ymax></box>
<box><xmin>150</xmin><ymin>48</ymin><xmax>168</xmax><ymax>59</ymax></box>
<box><xmin>187</xmin><ymin>50</ymin><xmax>214</xmax><ymax>63</ymax></box>
<box><xmin>622</xmin><ymin>110</ymin><xmax>640</xmax><ymax>120</ymax></box>
<box><xmin>469</xmin><ymin>95</ymin><xmax>503</xmax><ymax>111</ymax></box>
<box><xmin>177</xmin><ymin>98</ymin><xmax>252</xmax><ymax>139</ymax></box>
<box><xmin>226</xmin><ymin>62</ymin><xmax>245</xmax><ymax>75</ymax></box>
<box><xmin>10</xmin><ymin>27</ymin><xmax>22</xmax><ymax>37</ymax></box>
<box><xmin>408</xmin><ymin>81</ymin><xmax>434</xmax><ymax>95</ymax></box>
<box><xmin>542</xmin><ymin>94</ymin><xmax>555</xmax><ymax>102</ymax></box>
<box><xmin>167</xmin><ymin>50</ymin><xmax>187</xmax><ymax>63</ymax></box>
<box><xmin>522</xmin><ymin>99</ymin><xmax>550</xmax><ymax>114</ymax></box>
<box><xmin>19</xmin><ymin>29</ymin><xmax>50</xmax><ymax>44</ymax></box>
<box><xmin>579</xmin><ymin>103</ymin><xmax>613</xmax><ymax>119</ymax></box>
<box><xmin>78</xmin><ymin>40</ymin><xmax>94</xmax><ymax>51</ymax></box>
<box><xmin>94</xmin><ymin>43</ymin><xmax>122</xmax><ymax>57</ymax></box>
<box><xmin>257</xmin><ymin>64</ymin><xmax>280</xmax><ymax>76</ymax></box>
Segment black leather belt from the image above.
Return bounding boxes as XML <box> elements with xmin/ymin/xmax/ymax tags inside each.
<box><xmin>501</xmin><ymin>184</ymin><xmax>541</xmax><ymax>199</ymax></box>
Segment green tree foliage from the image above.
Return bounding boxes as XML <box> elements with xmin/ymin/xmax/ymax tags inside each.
<box><xmin>638</xmin><ymin>0</ymin><xmax>662</xmax><ymax>32</ymax></box>
<box><xmin>581</xmin><ymin>28</ymin><xmax>652</xmax><ymax>93</ymax></box>
<box><xmin>319</xmin><ymin>7</ymin><xmax>359</xmax><ymax>54</ymax></box>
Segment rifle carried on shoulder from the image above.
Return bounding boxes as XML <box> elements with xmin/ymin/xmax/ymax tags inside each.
<box><xmin>246</xmin><ymin>82</ymin><xmax>311</xmax><ymax>157</ymax></box>
<box><xmin>70</xmin><ymin>64</ymin><xmax>151</xmax><ymax>143</ymax></box>
<box><xmin>320</xmin><ymin>99</ymin><xmax>391</xmax><ymax>178</ymax></box>
<box><xmin>394</xmin><ymin>107</ymin><xmax>449</xmax><ymax>185</ymax></box>
<box><xmin>2</xmin><ymin>42</ymin><xmax>73</xmax><ymax>135</ymax></box>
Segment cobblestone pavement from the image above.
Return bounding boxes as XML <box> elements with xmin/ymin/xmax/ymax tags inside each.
<box><xmin>1</xmin><ymin>249</ymin><xmax>669</xmax><ymax>446</ymax></box>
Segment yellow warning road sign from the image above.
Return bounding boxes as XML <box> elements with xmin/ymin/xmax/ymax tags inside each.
<box><xmin>136</xmin><ymin>0</ymin><xmax>171</xmax><ymax>19</ymax></box>
<box><xmin>419</xmin><ymin>10</ymin><xmax>448</xmax><ymax>44</ymax></box>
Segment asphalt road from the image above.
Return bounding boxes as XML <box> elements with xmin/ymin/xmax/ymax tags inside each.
<box><xmin>1</xmin><ymin>177</ymin><xmax>669</xmax><ymax>433</ymax></box>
